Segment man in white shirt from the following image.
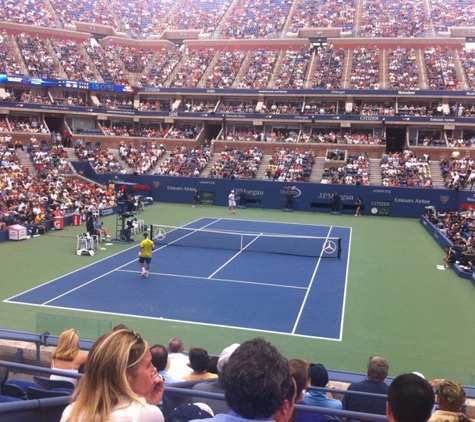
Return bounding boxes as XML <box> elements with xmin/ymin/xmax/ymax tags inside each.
<box><xmin>166</xmin><ymin>337</ymin><xmax>193</xmax><ymax>380</ymax></box>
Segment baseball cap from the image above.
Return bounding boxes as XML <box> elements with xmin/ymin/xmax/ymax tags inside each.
<box><xmin>217</xmin><ymin>343</ymin><xmax>240</xmax><ymax>373</ymax></box>
<box><xmin>167</xmin><ymin>403</ymin><xmax>213</xmax><ymax>422</ymax></box>
<box><xmin>308</xmin><ymin>363</ymin><xmax>329</xmax><ymax>387</ymax></box>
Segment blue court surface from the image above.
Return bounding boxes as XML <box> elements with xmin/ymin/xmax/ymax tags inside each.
<box><xmin>6</xmin><ymin>218</ymin><xmax>351</xmax><ymax>340</ymax></box>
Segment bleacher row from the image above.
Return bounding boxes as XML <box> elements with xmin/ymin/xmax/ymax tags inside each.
<box><xmin>2</xmin><ymin>33</ymin><xmax>475</xmax><ymax>91</ymax></box>
<box><xmin>0</xmin><ymin>328</ymin><xmax>473</xmax><ymax>422</ymax></box>
<box><xmin>1</xmin><ymin>0</ymin><xmax>475</xmax><ymax>39</ymax></box>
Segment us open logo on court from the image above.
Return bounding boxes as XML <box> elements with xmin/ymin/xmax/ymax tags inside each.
<box><xmin>153</xmin><ymin>181</ymin><xmax>160</xmax><ymax>188</ymax></box>
<box><xmin>439</xmin><ymin>196</ymin><xmax>449</xmax><ymax>204</ymax></box>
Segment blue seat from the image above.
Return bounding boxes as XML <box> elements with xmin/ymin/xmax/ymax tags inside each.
<box><xmin>27</xmin><ymin>386</ymin><xmax>72</xmax><ymax>399</ymax></box>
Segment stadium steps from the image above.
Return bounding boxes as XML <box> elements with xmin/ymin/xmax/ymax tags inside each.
<box><xmin>309</xmin><ymin>156</ymin><xmax>325</xmax><ymax>182</ymax></box>
<box><xmin>369</xmin><ymin>158</ymin><xmax>382</xmax><ymax>185</ymax></box>
<box><xmin>255</xmin><ymin>155</ymin><xmax>272</xmax><ymax>179</ymax></box>
<box><xmin>16</xmin><ymin>149</ymin><xmax>36</xmax><ymax>174</ymax></box>
<box><xmin>429</xmin><ymin>160</ymin><xmax>446</xmax><ymax>188</ymax></box>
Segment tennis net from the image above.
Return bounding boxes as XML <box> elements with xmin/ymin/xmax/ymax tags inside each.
<box><xmin>150</xmin><ymin>225</ymin><xmax>341</xmax><ymax>259</ymax></box>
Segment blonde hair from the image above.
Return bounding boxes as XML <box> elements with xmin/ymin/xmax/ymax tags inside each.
<box><xmin>52</xmin><ymin>329</ymin><xmax>80</xmax><ymax>362</ymax></box>
<box><xmin>65</xmin><ymin>329</ymin><xmax>148</xmax><ymax>422</ymax></box>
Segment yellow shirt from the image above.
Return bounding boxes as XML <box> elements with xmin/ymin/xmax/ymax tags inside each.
<box><xmin>140</xmin><ymin>238</ymin><xmax>154</xmax><ymax>258</ymax></box>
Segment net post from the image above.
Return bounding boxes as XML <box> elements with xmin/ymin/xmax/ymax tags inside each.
<box><xmin>150</xmin><ymin>224</ymin><xmax>154</xmax><ymax>239</ymax></box>
<box><xmin>337</xmin><ymin>238</ymin><xmax>342</xmax><ymax>259</ymax></box>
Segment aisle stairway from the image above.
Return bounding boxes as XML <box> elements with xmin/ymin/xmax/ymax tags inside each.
<box><xmin>429</xmin><ymin>160</ymin><xmax>445</xmax><ymax>188</ymax></box>
<box><xmin>309</xmin><ymin>156</ymin><xmax>325</xmax><ymax>182</ymax></box>
<box><xmin>15</xmin><ymin>149</ymin><xmax>36</xmax><ymax>174</ymax></box>
<box><xmin>369</xmin><ymin>158</ymin><xmax>382</xmax><ymax>185</ymax></box>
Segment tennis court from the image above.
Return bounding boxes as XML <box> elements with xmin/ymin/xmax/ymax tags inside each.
<box><xmin>6</xmin><ymin>218</ymin><xmax>351</xmax><ymax>340</ymax></box>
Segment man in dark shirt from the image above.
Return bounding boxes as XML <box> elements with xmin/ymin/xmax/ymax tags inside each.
<box><xmin>343</xmin><ymin>356</ymin><xmax>389</xmax><ymax>419</ymax></box>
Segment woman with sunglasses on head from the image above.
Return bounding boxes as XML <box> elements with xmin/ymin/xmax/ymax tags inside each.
<box><xmin>60</xmin><ymin>329</ymin><xmax>165</xmax><ymax>422</ymax></box>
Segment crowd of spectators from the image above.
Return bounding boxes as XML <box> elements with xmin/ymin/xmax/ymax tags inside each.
<box><xmin>76</xmin><ymin>143</ymin><xmax>125</xmax><ymax>174</ymax></box>
<box><xmin>50</xmin><ymin>37</ymin><xmax>96</xmax><ymax>82</ymax></box>
<box><xmin>439</xmin><ymin>151</ymin><xmax>475</xmax><ymax>190</ymax></box>
<box><xmin>154</xmin><ymin>145</ymin><xmax>211</xmax><ymax>177</ymax></box>
<box><xmin>141</xmin><ymin>48</ymin><xmax>181</xmax><ymax>88</ymax></box>
<box><xmin>207</xmin><ymin>146</ymin><xmax>263</xmax><ymax>179</ymax></box>
<box><xmin>119</xmin><ymin>140</ymin><xmax>166</xmax><ymax>174</ymax></box>
<box><xmin>349</xmin><ymin>46</ymin><xmax>380</xmax><ymax>89</ymax></box>
<box><xmin>424</xmin><ymin>46</ymin><xmax>460</xmax><ymax>90</ymax></box>
<box><xmin>204</xmin><ymin>49</ymin><xmax>247</xmax><ymax>89</ymax></box>
<box><xmin>0</xmin><ymin>135</ymin><xmax>117</xmax><ymax>231</ymax></box>
<box><xmin>460</xmin><ymin>46</ymin><xmax>475</xmax><ymax>90</ymax></box>
<box><xmin>84</xmin><ymin>42</ymin><xmax>129</xmax><ymax>86</ymax></box>
<box><xmin>381</xmin><ymin>150</ymin><xmax>433</xmax><ymax>188</ymax></box>
<box><xmin>388</xmin><ymin>47</ymin><xmax>421</xmax><ymax>90</ymax></box>
<box><xmin>288</xmin><ymin>0</ymin><xmax>355</xmax><ymax>33</ymax></box>
<box><xmin>310</xmin><ymin>45</ymin><xmax>345</xmax><ymax>90</ymax></box>
<box><xmin>16</xmin><ymin>33</ymin><xmax>59</xmax><ymax>79</ymax></box>
<box><xmin>216</xmin><ymin>100</ymin><xmax>257</xmax><ymax>114</ymax></box>
<box><xmin>360</xmin><ymin>0</ymin><xmax>429</xmax><ymax>37</ymax></box>
<box><xmin>352</xmin><ymin>101</ymin><xmax>396</xmax><ymax>116</ymax></box>
<box><xmin>169</xmin><ymin>48</ymin><xmax>215</xmax><ymax>89</ymax></box>
<box><xmin>429</xmin><ymin>208</ymin><xmax>475</xmax><ymax>271</ymax></box>
<box><xmin>138</xmin><ymin>99</ymin><xmax>172</xmax><ymax>112</ymax></box>
<box><xmin>264</xmin><ymin>147</ymin><xmax>314</xmax><ymax>182</ymax></box>
<box><xmin>236</xmin><ymin>49</ymin><xmax>278</xmax><ymax>89</ymax></box>
<box><xmin>262</xmin><ymin>101</ymin><xmax>302</xmax><ymax>115</ymax></box>
<box><xmin>219</xmin><ymin>0</ymin><xmax>291</xmax><ymax>39</ymax></box>
<box><xmin>0</xmin><ymin>33</ymin><xmax>23</xmax><ymax>76</ymax></box>
<box><xmin>272</xmin><ymin>47</ymin><xmax>310</xmax><ymax>90</ymax></box>
<box><xmin>152</xmin><ymin>0</ymin><xmax>232</xmax><ymax>37</ymax></box>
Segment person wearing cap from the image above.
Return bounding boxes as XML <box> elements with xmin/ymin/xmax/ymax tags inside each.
<box><xmin>139</xmin><ymin>231</ymin><xmax>154</xmax><ymax>278</ymax></box>
<box><xmin>167</xmin><ymin>402</ymin><xmax>214</xmax><ymax>422</ymax></box>
<box><xmin>387</xmin><ymin>373</ymin><xmax>434</xmax><ymax>422</ymax></box>
<box><xmin>194</xmin><ymin>338</ymin><xmax>296</xmax><ymax>422</ymax></box>
<box><xmin>429</xmin><ymin>379</ymin><xmax>468</xmax><ymax>422</ymax></box>
<box><xmin>289</xmin><ymin>359</ymin><xmax>325</xmax><ymax>422</ymax></box>
<box><xmin>228</xmin><ymin>190</ymin><xmax>236</xmax><ymax>214</ymax></box>
<box><xmin>305</xmin><ymin>363</ymin><xmax>342</xmax><ymax>421</ymax></box>
<box><xmin>192</xmin><ymin>344</ymin><xmax>240</xmax><ymax>415</ymax></box>
<box><xmin>342</xmin><ymin>356</ymin><xmax>389</xmax><ymax>418</ymax></box>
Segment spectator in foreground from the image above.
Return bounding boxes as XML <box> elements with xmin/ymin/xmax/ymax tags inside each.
<box><xmin>61</xmin><ymin>329</ymin><xmax>164</xmax><ymax>422</ymax></box>
<box><xmin>343</xmin><ymin>356</ymin><xmax>389</xmax><ymax>417</ymax></box>
<box><xmin>289</xmin><ymin>359</ymin><xmax>325</xmax><ymax>422</ymax></box>
<box><xmin>429</xmin><ymin>379</ymin><xmax>468</xmax><ymax>422</ymax></box>
<box><xmin>183</xmin><ymin>348</ymin><xmax>218</xmax><ymax>381</ymax></box>
<box><xmin>192</xmin><ymin>343</ymin><xmax>240</xmax><ymax>415</ymax></box>
<box><xmin>167</xmin><ymin>337</ymin><xmax>193</xmax><ymax>380</ymax></box>
<box><xmin>305</xmin><ymin>363</ymin><xmax>342</xmax><ymax>421</ymax></box>
<box><xmin>386</xmin><ymin>373</ymin><xmax>434</xmax><ymax>422</ymax></box>
<box><xmin>150</xmin><ymin>344</ymin><xmax>181</xmax><ymax>384</ymax></box>
<box><xmin>51</xmin><ymin>328</ymin><xmax>88</xmax><ymax>386</ymax></box>
<box><xmin>198</xmin><ymin>337</ymin><xmax>296</xmax><ymax>422</ymax></box>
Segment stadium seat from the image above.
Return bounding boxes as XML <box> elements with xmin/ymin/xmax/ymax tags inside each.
<box><xmin>33</xmin><ymin>375</ymin><xmax>75</xmax><ymax>391</ymax></box>
<box><xmin>26</xmin><ymin>386</ymin><xmax>72</xmax><ymax>399</ymax></box>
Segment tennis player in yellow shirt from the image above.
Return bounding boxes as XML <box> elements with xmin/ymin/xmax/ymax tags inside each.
<box><xmin>139</xmin><ymin>232</ymin><xmax>154</xmax><ymax>277</ymax></box>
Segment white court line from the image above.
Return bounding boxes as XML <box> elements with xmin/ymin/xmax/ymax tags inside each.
<box><xmin>117</xmin><ymin>269</ymin><xmax>307</xmax><ymax>290</ymax></box>
<box><xmin>291</xmin><ymin>226</ymin><xmax>335</xmax><ymax>335</ymax></box>
<box><xmin>9</xmin><ymin>300</ymin><xmax>340</xmax><ymax>341</ymax></box>
<box><xmin>207</xmin><ymin>233</ymin><xmax>263</xmax><ymax>279</ymax></box>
